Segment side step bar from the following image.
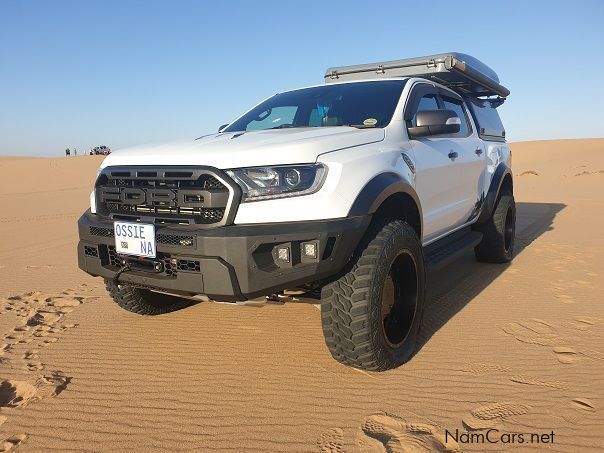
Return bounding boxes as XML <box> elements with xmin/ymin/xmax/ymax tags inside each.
<box><xmin>424</xmin><ymin>228</ymin><xmax>483</xmax><ymax>272</ymax></box>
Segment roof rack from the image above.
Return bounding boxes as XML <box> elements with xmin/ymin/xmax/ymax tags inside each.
<box><xmin>324</xmin><ymin>52</ymin><xmax>510</xmax><ymax>100</ymax></box>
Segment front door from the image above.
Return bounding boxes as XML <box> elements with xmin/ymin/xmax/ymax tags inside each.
<box><xmin>407</xmin><ymin>87</ymin><xmax>463</xmax><ymax>242</ymax></box>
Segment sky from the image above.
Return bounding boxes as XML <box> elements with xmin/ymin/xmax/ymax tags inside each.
<box><xmin>0</xmin><ymin>0</ymin><xmax>603</xmax><ymax>156</ymax></box>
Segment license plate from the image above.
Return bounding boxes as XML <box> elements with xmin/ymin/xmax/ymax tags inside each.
<box><xmin>113</xmin><ymin>221</ymin><xmax>156</xmax><ymax>258</ymax></box>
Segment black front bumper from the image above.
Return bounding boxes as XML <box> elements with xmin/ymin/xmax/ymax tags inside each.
<box><xmin>77</xmin><ymin>211</ymin><xmax>370</xmax><ymax>300</ymax></box>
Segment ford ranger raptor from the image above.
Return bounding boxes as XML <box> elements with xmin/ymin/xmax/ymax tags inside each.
<box><xmin>78</xmin><ymin>53</ymin><xmax>514</xmax><ymax>371</ymax></box>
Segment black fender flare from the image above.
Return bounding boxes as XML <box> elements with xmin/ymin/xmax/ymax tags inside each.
<box><xmin>475</xmin><ymin>162</ymin><xmax>513</xmax><ymax>224</ymax></box>
<box><xmin>348</xmin><ymin>172</ymin><xmax>423</xmax><ymax>235</ymax></box>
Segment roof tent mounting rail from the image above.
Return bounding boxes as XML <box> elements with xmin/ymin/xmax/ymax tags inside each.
<box><xmin>329</xmin><ymin>60</ymin><xmax>433</xmax><ymax>79</ymax></box>
<box><xmin>324</xmin><ymin>52</ymin><xmax>510</xmax><ymax>99</ymax></box>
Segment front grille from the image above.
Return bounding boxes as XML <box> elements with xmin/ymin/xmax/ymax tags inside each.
<box><xmin>107</xmin><ymin>245</ymin><xmax>121</xmax><ymax>267</ymax></box>
<box><xmin>156</xmin><ymin>233</ymin><xmax>195</xmax><ymax>247</ymax></box>
<box><xmin>84</xmin><ymin>245</ymin><xmax>98</xmax><ymax>257</ymax></box>
<box><xmin>90</xmin><ymin>227</ymin><xmax>195</xmax><ymax>247</ymax></box>
<box><xmin>90</xmin><ymin>226</ymin><xmax>114</xmax><ymax>237</ymax></box>
<box><xmin>177</xmin><ymin>259</ymin><xmax>201</xmax><ymax>272</ymax></box>
<box><xmin>96</xmin><ymin>167</ymin><xmax>235</xmax><ymax>225</ymax></box>
<box><xmin>105</xmin><ymin>202</ymin><xmax>225</xmax><ymax>224</ymax></box>
<box><xmin>164</xmin><ymin>257</ymin><xmax>177</xmax><ymax>277</ymax></box>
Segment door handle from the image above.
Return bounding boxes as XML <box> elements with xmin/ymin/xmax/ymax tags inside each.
<box><xmin>475</xmin><ymin>148</ymin><xmax>483</xmax><ymax>155</ymax></box>
<box><xmin>448</xmin><ymin>151</ymin><xmax>458</xmax><ymax>160</ymax></box>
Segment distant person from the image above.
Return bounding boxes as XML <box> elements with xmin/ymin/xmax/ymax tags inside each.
<box><xmin>74</xmin><ymin>148</ymin><xmax>77</xmax><ymax>156</ymax></box>
<box><xmin>65</xmin><ymin>148</ymin><xmax>70</xmax><ymax>157</ymax></box>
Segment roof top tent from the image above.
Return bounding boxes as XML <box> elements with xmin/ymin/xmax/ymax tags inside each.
<box><xmin>324</xmin><ymin>52</ymin><xmax>510</xmax><ymax>100</ymax></box>
<box><xmin>324</xmin><ymin>52</ymin><xmax>510</xmax><ymax>141</ymax></box>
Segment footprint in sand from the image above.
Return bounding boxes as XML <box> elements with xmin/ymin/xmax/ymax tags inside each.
<box><xmin>36</xmin><ymin>371</ymin><xmax>71</xmax><ymax>398</ymax></box>
<box><xmin>554</xmin><ymin>294</ymin><xmax>575</xmax><ymax>304</ymax></box>
<box><xmin>1</xmin><ymin>290</ymin><xmax>90</xmax><ymax>375</ymax></box>
<box><xmin>41</xmin><ymin>338</ymin><xmax>58</xmax><ymax>346</ymax></box>
<box><xmin>317</xmin><ymin>427</ymin><xmax>344</xmax><ymax>453</ymax></box>
<box><xmin>27</xmin><ymin>310</ymin><xmax>62</xmax><ymax>327</ymax></box>
<box><xmin>46</xmin><ymin>296</ymin><xmax>84</xmax><ymax>312</ymax></box>
<box><xmin>0</xmin><ymin>380</ymin><xmax>38</xmax><ymax>408</ymax></box>
<box><xmin>502</xmin><ymin>319</ymin><xmax>561</xmax><ymax>346</ymax></box>
<box><xmin>0</xmin><ymin>434</ymin><xmax>28</xmax><ymax>452</ymax></box>
<box><xmin>23</xmin><ymin>351</ymin><xmax>39</xmax><ymax>361</ymax></box>
<box><xmin>0</xmin><ymin>372</ymin><xmax>71</xmax><ymax>408</ymax></box>
<box><xmin>502</xmin><ymin>318</ymin><xmax>602</xmax><ymax>365</ymax></box>
<box><xmin>462</xmin><ymin>403</ymin><xmax>530</xmax><ymax>431</ymax></box>
<box><xmin>509</xmin><ymin>375</ymin><xmax>569</xmax><ymax>390</ymax></box>
<box><xmin>459</xmin><ymin>363</ymin><xmax>510</xmax><ymax>374</ymax></box>
<box><xmin>569</xmin><ymin>317</ymin><xmax>597</xmax><ymax>331</ymax></box>
<box><xmin>553</xmin><ymin>346</ymin><xmax>578</xmax><ymax>364</ymax></box>
<box><xmin>551</xmin><ymin>398</ymin><xmax>597</xmax><ymax>425</ymax></box>
<box><xmin>359</xmin><ymin>412</ymin><xmax>460</xmax><ymax>452</ymax></box>
<box><xmin>574</xmin><ymin>170</ymin><xmax>604</xmax><ymax>176</ymax></box>
<box><xmin>26</xmin><ymin>361</ymin><xmax>44</xmax><ymax>372</ymax></box>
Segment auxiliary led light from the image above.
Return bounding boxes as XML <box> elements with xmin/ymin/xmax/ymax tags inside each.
<box><xmin>303</xmin><ymin>242</ymin><xmax>317</xmax><ymax>259</ymax></box>
<box><xmin>277</xmin><ymin>246</ymin><xmax>290</xmax><ymax>262</ymax></box>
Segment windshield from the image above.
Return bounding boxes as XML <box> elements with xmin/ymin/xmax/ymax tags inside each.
<box><xmin>223</xmin><ymin>80</ymin><xmax>406</xmax><ymax>132</ymax></box>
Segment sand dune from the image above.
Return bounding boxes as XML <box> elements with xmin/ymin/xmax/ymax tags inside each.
<box><xmin>0</xmin><ymin>139</ymin><xmax>603</xmax><ymax>451</ymax></box>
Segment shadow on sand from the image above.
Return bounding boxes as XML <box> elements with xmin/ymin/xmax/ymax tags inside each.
<box><xmin>415</xmin><ymin>201</ymin><xmax>566</xmax><ymax>354</ymax></box>
<box><xmin>200</xmin><ymin>201</ymin><xmax>565</xmax><ymax>359</ymax></box>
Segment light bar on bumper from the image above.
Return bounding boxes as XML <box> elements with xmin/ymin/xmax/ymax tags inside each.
<box><xmin>226</xmin><ymin>164</ymin><xmax>327</xmax><ymax>202</ymax></box>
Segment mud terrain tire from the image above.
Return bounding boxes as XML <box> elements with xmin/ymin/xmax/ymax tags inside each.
<box><xmin>474</xmin><ymin>195</ymin><xmax>516</xmax><ymax>263</ymax></box>
<box><xmin>320</xmin><ymin>220</ymin><xmax>425</xmax><ymax>371</ymax></box>
<box><xmin>105</xmin><ymin>280</ymin><xmax>194</xmax><ymax>315</ymax></box>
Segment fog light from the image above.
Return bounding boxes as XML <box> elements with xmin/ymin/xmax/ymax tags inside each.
<box><xmin>303</xmin><ymin>242</ymin><xmax>317</xmax><ymax>259</ymax></box>
<box><xmin>277</xmin><ymin>246</ymin><xmax>290</xmax><ymax>262</ymax></box>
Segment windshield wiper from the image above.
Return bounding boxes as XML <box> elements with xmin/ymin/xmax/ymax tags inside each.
<box><xmin>269</xmin><ymin>124</ymin><xmax>296</xmax><ymax>129</ymax></box>
<box><xmin>346</xmin><ymin>124</ymin><xmax>377</xmax><ymax>129</ymax></box>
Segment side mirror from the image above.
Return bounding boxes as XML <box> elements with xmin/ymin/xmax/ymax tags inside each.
<box><xmin>408</xmin><ymin>109</ymin><xmax>461</xmax><ymax>138</ymax></box>
<box><xmin>218</xmin><ymin>124</ymin><xmax>229</xmax><ymax>133</ymax></box>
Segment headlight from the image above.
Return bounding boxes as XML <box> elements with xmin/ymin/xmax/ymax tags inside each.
<box><xmin>226</xmin><ymin>164</ymin><xmax>327</xmax><ymax>202</ymax></box>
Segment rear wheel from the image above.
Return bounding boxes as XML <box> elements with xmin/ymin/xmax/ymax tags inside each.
<box><xmin>320</xmin><ymin>220</ymin><xmax>425</xmax><ymax>371</ymax></box>
<box><xmin>105</xmin><ymin>280</ymin><xmax>195</xmax><ymax>315</ymax></box>
<box><xmin>474</xmin><ymin>194</ymin><xmax>516</xmax><ymax>263</ymax></box>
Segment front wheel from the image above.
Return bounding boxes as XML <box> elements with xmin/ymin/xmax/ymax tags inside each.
<box><xmin>105</xmin><ymin>280</ymin><xmax>195</xmax><ymax>315</ymax></box>
<box><xmin>320</xmin><ymin>220</ymin><xmax>425</xmax><ymax>371</ymax></box>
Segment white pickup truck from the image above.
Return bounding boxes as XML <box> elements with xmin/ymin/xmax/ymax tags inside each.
<box><xmin>78</xmin><ymin>53</ymin><xmax>514</xmax><ymax>371</ymax></box>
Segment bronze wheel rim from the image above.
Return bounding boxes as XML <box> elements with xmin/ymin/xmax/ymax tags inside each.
<box><xmin>380</xmin><ymin>251</ymin><xmax>418</xmax><ymax>348</ymax></box>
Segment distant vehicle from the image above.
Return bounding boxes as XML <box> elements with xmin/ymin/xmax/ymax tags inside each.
<box><xmin>90</xmin><ymin>146</ymin><xmax>111</xmax><ymax>155</ymax></box>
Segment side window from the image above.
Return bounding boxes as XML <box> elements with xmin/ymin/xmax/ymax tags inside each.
<box><xmin>411</xmin><ymin>94</ymin><xmax>439</xmax><ymax>127</ymax></box>
<box><xmin>246</xmin><ymin>106</ymin><xmax>298</xmax><ymax>131</ymax></box>
<box><xmin>442</xmin><ymin>97</ymin><xmax>471</xmax><ymax>137</ymax></box>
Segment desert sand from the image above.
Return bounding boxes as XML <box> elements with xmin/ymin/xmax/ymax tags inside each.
<box><xmin>0</xmin><ymin>139</ymin><xmax>602</xmax><ymax>452</ymax></box>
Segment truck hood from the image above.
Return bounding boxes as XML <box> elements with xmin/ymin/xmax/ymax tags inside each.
<box><xmin>101</xmin><ymin>127</ymin><xmax>384</xmax><ymax>169</ymax></box>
